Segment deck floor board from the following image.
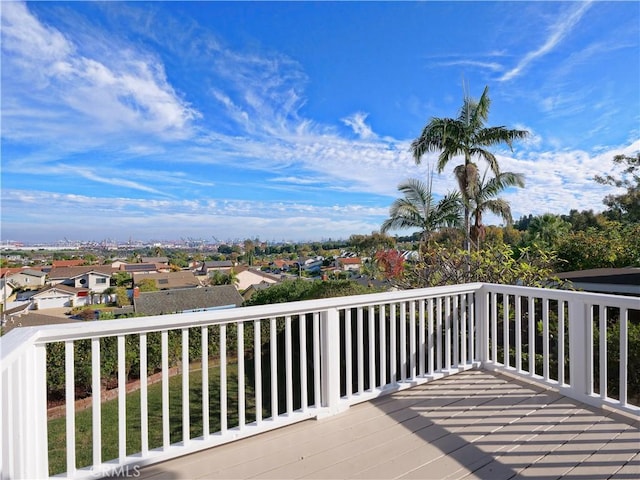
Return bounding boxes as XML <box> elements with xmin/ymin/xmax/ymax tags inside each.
<box><xmin>133</xmin><ymin>370</ymin><xmax>639</xmax><ymax>480</ymax></box>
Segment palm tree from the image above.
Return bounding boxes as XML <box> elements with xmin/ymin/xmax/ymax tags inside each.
<box><xmin>411</xmin><ymin>86</ymin><xmax>528</xmax><ymax>253</ymax></box>
<box><xmin>381</xmin><ymin>177</ymin><xmax>462</xmax><ymax>252</ymax></box>
<box><xmin>527</xmin><ymin>214</ymin><xmax>571</xmax><ymax>248</ymax></box>
<box><xmin>470</xmin><ymin>170</ymin><xmax>525</xmax><ymax>249</ymax></box>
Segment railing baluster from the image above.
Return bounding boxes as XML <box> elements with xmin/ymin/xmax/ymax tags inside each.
<box><xmin>299</xmin><ymin>316</ymin><xmax>307</xmax><ymax>412</ymax></box>
<box><xmin>238</xmin><ymin>321</ymin><xmax>245</xmax><ymax>428</ymax></box>
<box><xmin>436</xmin><ymin>297</ymin><xmax>442</xmax><ymax>372</ymax></box>
<box><xmin>469</xmin><ymin>292</ymin><xmax>475</xmax><ymax>362</ymax></box>
<box><xmin>269</xmin><ymin>318</ymin><xmax>277</xmax><ymax>418</ymax></box>
<box><xmin>161</xmin><ymin>331</ymin><xmax>169</xmax><ymax>448</ymax></box>
<box><xmin>285</xmin><ymin>317</ymin><xmax>293</xmax><ymax>415</ymax></box>
<box><xmin>558</xmin><ymin>301</ymin><xmax>565</xmax><ymax>386</ymax></box>
<box><xmin>528</xmin><ymin>297</ymin><xmax>535</xmax><ymax>375</ymax></box>
<box><xmin>461</xmin><ymin>295</ymin><xmax>467</xmax><ymax>365</ymax></box>
<box><xmin>140</xmin><ymin>333</ymin><xmax>149</xmax><ymax>454</ymax></box>
<box><xmin>201</xmin><ymin>327</ymin><xmax>210</xmax><ymax>438</ymax></box>
<box><xmin>344</xmin><ymin>309</ymin><xmax>352</xmax><ymax>399</ymax></box>
<box><xmin>503</xmin><ymin>295</ymin><xmax>510</xmax><ymax>368</ymax></box>
<box><xmin>419</xmin><ymin>300</ymin><xmax>425</xmax><ymax>376</ymax></box>
<box><xmin>620</xmin><ymin>307</ymin><xmax>628</xmax><ymax>407</ymax></box>
<box><xmin>428</xmin><ymin>298</ymin><xmax>434</xmax><ymax>374</ymax></box>
<box><xmin>390</xmin><ymin>303</ymin><xmax>397</xmax><ymax>383</ymax></box>
<box><xmin>599</xmin><ymin>305</ymin><xmax>607</xmax><ymax>399</ymax></box>
<box><xmin>313</xmin><ymin>313</ymin><xmax>321</xmax><ymax>408</ymax></box>
<box><xmin>357</xmin><ymin>307</ymin><xmax>364</xmax><ymax>393</ymax></box>
<box><xmin>409</xmin><ymin>301</ymin><xmax>416</xmax><ymax>379</ymax></box>
<box><xmin>586</xmin><ymin>305</ymin><xmax>594</xmax><ymax>395</ymax></box>
<box><xmin>118</xmin><ymin>335</ymin><xmax>126</xmax><ymax>461</ymax></box>
<box><xmin>220</xmin><ymin>324</ymin><xmax>227</xmax><ymax>432</ymax></box>
<box><xmin>515</xmin><ymin>295</ymin><xmax>522</xmax><ymax>372</ymax></box>
<box><xmin>453</xmin><ymin>296</ymin><xmax>459</xmax><ymax>368</ymax></box>
<box><xmin>254</xmin><ymin>321</ymin><xmax>263</xmax><ymax>423</ymax></box>
<box><xmin>491</xmin><ymin>292</ymin><xmax>498</xmax><ymax>363</ymax></box>
<box><xmin>379</xmin><ymin>304</ymin><xmax>386</xmax><ymax>386</ymax></box>
<box><xmin>368</xmin><ymin>306</ymin><xmax>376</xmax><ymax>390</ymax></box>
<box><xmin>543</xmin><ymin>300</ymin><xmax>549</xmax><ymax>381</ymax></box>
<box><xmin>445</xmin><ymin>296</ymin><xmax>451</xmax><ymax>370</ymax></box>
<box><xmin>182</xmin><ymin>328</ymin><xmax>190</xmax><ymax>442</ymax></box>
<box><xmin>65</xmin><ymin>341</ymin><xmax>76</xmax><ymax>477</ymax></box>
<box><xmin>400</xmin><ymin>301</ymin><xmax>407</xmax><ymax>381</ymax></box>
<box><xmin>91</xmin><ymin>338</ymin><xmax>102</xmax><ymax>467</ymax></box>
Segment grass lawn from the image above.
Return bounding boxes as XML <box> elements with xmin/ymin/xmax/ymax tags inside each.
<box><xmin>47</xmin><ymin>363</ymin><xmax>259</xmax><ymax>476</ymax></box>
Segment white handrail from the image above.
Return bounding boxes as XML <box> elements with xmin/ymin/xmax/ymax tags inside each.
<box><xmin>1</xmin><ymin>282</ymin><xmax>637</xmax><ymax>480</ymax></box>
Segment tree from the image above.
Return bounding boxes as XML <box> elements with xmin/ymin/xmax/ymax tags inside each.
<box><xmin>595</xmin><ymin>153</ymin><xmax>640</xmax><ymax>224</ymax></box>
<box><xmin>136</xmin><ymin>278</ymin><xmax>158</xmax><ymax>292</ymax></box>
<box><xmin>411</xmin><ymin>86</ymin><xmax>528</xmax><ymax>253</ymax></box>
<box><xmin>209</xmin><ymin>269</ymin><xmax>239</xmax><ymax>287</ymax></box>
<box><xmin>526</xmin><ymin>214</ymin><xmax>571</xmax><ymax>248</ymax></box>
<box><xmin>348</xmin><ymin>232</ymin><xmax>396</xmax><ymax>256</ymax></box>
<box><xmin>381</xmin><ymin>177</ymin><xmax>462</xmax><ymax>252</ymax></box>
<box><xmin>469</xmin><ymin>170</ymin><xmax>524</xmax><ymax>249</ymax></box>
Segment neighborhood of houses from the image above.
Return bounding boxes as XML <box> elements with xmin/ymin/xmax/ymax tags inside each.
<box><xmin>0</xmin><ymin>254</ymin><xmax>373</xmax><ymax>334</ymax></box>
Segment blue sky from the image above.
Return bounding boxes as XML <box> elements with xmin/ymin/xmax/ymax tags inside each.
<box><xmin>1</xmin><ymin>1</ymin><xmax>639</xmax><ymax>244</ymax></box>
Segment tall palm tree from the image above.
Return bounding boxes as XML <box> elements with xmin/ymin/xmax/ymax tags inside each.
<box><xmin>381</xmin><ymin>177</ymin><xmax>462</xmax><ymax>252</ymax></box>
<box><xmin>410</xmin><ymin>86</ymin><xmax>528</xmax><ymax>253</ymax></box>
<box><xmin>470</xmin><ymin>170</ymin><xmax>525</xmax><ymax>249</ymax></box>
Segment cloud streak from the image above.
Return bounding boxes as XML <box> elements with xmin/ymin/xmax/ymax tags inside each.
<box><xmin>499</xmin><ymin>2</ymin><xmax>592</xmax><ymax>82</ymax></box>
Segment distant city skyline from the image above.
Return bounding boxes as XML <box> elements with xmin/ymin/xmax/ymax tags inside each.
<box><xmin>2</xmin><ymin>1</ymin><xmax>639</xmax><ymax>243</ymax></box>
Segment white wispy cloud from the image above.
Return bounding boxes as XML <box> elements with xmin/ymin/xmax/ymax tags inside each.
<box><xmin>1</xmin><ymin>1</ymin><xmax>199</xmax><ymax>143</ymax></box>
<box><xmin>341</xmin><ymin>112</ymin><xmax>376</xmax><ymax>139</ymax></box>
<box><xmin>499</xmin><ymin>2</ymin><xmax>592</xmax><ymax>82</ymax></box>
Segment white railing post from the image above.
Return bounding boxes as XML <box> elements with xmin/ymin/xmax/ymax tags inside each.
<box><xmin>3</xmin><ymin>343</ymin><xmax>49</xmax><ymax>480</ymax></box>
<box><xmin>568</xmin><ymin>300</ymin><xmax>591</xmax><ymax>400</ymax></box>
<box><xmin>319</xmin><ymin>307</ymin><xmax>344</xmax><ymax>417</ymax></box>
<box><xmin>475</xmin><ymin>287</ymin><xmax>489</xmax><ymax>364</ymax></box>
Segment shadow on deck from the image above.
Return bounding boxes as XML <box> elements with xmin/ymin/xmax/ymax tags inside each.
<box><xmin>130</xmin><ymin>370</ymin><xmax>639</xmax><ymax>480</ymax></box>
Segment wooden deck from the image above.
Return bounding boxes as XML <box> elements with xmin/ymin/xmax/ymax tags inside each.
<box><xmin>135</xmin><ymin>370</ymin><xmax>639</xmax><ymax>480</ymax></box>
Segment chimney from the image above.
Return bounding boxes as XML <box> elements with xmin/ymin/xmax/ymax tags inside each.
<box><xmin>133</xmin><ymin>286</ymin><xmax>140</xmax><ymax>298</ymax></box>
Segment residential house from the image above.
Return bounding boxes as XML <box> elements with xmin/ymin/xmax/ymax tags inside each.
<box><xmin>133</xmin><ymin>271</ymin><xmax>201</xmax><ymax>290</ymax></box>
<box><xmin>296</xmin><ymin>256</ymin><xmax>324</xmax><ymax>273</ymax></box>
<box><xmin>234</xmin><ymin>266</ymin><xmax>280</xmax><ymax>292</ymax></box>
<box><xmin>336</xmin><ymin>257</ymin><xmax>362</xmax><ymax>272</ymax></box>
<box><xmin>1</xmin><ymin>310</ymin><xmax>79</xmax><ymax>335</ymax></box>
<box><xmin>241</xmin><ymin>282</ymin><xmax>272</xmax><ymax>301</ymax></box>
<box><xmin>133</xmin><ymin>286</ymin><xmax>243</xmax><ymax>316</ymax></box>
<box><xmin>269</xmin><ymin>259</ymin><xmax>295</xmax><ymax>272</ymax></box>
<box><xmin>48</xmin><ymin>266</ymin><xmax>114</xmax><ymax>293</ymax></box>
<box><xmin>31</xmin><ymin>284</ymin><xmax>91</xmax><ymax>309</ymax></box>
<box><xmin>197</xmin><ymin>260</ymin><xmax>234</xmax><ymax>276</ymax></box>
<box><xmin>6</xmin><ymin>268</ymin><xmax>47</xmax><ymax>289</ymax></box>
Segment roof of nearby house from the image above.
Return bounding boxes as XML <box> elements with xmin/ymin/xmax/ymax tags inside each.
<box><xmin>133</xmin><ymin>271</ymin><xmax>200</xmax><ymax>290</ymax></box>
<box><xmin>133</xmin><ymin>286</ymin><xmax>243</xmax><ymax>316</ymax></box>
<box><xmin>120</xmin><ymin>263</ymin><xmax>159</xmax><ymax>273</ymax></box>
<box><xmin>48</xmin><ymin>266</ymin><xmax>114</xmax><ymax>279</ymax></box>
<box><xmin>52</xmin><ymin>259</ymin><xmax>85</xmax><ymax>268</ymax></box>
<box><xmin>202</xmin><ymin>260</ymin><xmax>234</xmax><ymax>269</ymax></box>
<box><xmin>242</xmin><ymin>282</ymin><xmax>272</xmax><ymax>300</ymax></box>
<box><xmin>234</xmin><ymin>266</ymin><xmax>280</xmax><ymax>281</ymax></box>
<box><xmin>556</xmin><ymin>267</ymin><xmax>640</xmax><ymax>296</ymax></box>
<box><xmin>31</xmin><ymin>284</ymin><xmax>89</xmax><ymax>297</ymax></box>
<box><xmin>2</xmin><ymin>312</ymin><xmax>80</xmax><ymax>335</ymax></box>
<box><xmin>338</xmin><ymin>257</ymin><xmax>362</xmax><ymax>265</ymax></box>
<box><xmin>9</xmin><ymin>268</ymin><xmax>47</xmax><ymax>278</ymax></box>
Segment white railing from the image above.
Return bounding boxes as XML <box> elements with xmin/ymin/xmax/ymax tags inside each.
<box><xmin>0</xmin><ymin>283</ymin><xmax>637</xmax><ymax>479</ymax></box>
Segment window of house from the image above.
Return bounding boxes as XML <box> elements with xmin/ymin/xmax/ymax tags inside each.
<box><xmin>79</xmin><ymin>278</ymin><xmax>87</xmax><ymax>285</ymax></box>
<box><xmin>96</xmin><ymin>278</ymin><xmax>107</xmax><ymax>284</ymax></box>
